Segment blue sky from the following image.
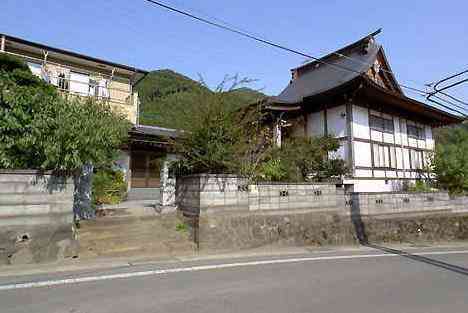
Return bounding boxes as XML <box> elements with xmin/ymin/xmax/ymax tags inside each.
<box><xmin>1</xmin><ymin>0</ymin><xmax>467</xmax><ymax>111</ymax></box>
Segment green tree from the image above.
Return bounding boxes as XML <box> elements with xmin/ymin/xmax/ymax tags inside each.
<box><xmin>0</xmin><ymin>54</ymin><xmax>130</xmax><ymax>173</ymax></box>
<box><xmin>169</xmin><ymin>77</ymin><xmax>271</xmax><ymax>177</ymax></box>
<box><xmin>261</xmin><ymin>136</ymin><xmax>348</xmax><ymax>182</ymax></box>
<box><xmin>432</xmin><ymin>125</ymin><xmax>468</xmax><ymax>194</ymax></box>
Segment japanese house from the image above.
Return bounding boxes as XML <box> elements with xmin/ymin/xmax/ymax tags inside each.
<box><xmin>0</xmin><ymin>33</ymin><xmax>173</xmax><ymax>197</ymax></box>
<box><xmin>267</xmin><ymin>30</ymin><xmax>464</xmax><ymax>192</ymax></box>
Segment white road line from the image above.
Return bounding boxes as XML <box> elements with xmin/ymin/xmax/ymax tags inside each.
<box><xmin>1</xmin><ymin>250</ymin><xmax>468</xmax><ymax>291</ymax></box>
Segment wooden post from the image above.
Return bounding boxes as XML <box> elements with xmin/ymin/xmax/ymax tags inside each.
<box><xmin>0</xmin><ymin>35</ymin><xmax>5</xmax><ymax>52</ymax></box>
<box><xmin>346</xmin><ymin>101</ymin><xmax>355</xmax><ymax>176</ymax></box>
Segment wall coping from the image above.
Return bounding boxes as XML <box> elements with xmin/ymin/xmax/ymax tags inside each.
<box><xmin>179</xmin><ymin>174</ymin><xmax>339</xmax><ymax>186</ymax></box>
<box><xmin>254</xmin><ymin>181</ymin><xmax>337</xmax><ymax>186</ymax></box>
<box><xmin>0</xmin><ymin>169</ymin><xmax>56</xmax><ymax>175</ymax></box>
<box><xmin>350</xmin><ymin>191</ymin><xmax>447</xmax><ymax>196</ymax></box>
<box><xmin>180</xmin><ymin>174</ymin><xmax>247</xmax><ymax>178</ymax></box>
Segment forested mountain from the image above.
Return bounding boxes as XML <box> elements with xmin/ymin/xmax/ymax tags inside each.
<box><xmin>135</xmin><ymin>69</ymin><xmax>266</xmax><ymax>127</ymax></box>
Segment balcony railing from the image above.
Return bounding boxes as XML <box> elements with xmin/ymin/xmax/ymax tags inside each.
<box><xmin>3</xmin><ymin>51</ymin><xmax>134</xmax><ymax>106</ymax></box>
<box><xmin>49</xmin><ymin>74</ymin><xmax>132</xmax><ymax>106</ymax></box>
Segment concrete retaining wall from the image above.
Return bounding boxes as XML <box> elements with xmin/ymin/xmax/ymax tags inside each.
<box><xmin>197</xmin><ymin>211</ymin><xmax>468</xmax><ymax>251</ymax></box>
<box><xmin>176</xmin><ymin>175</ymin><xmax>468</xmax><ymax>217</ymax></box>
<box><xmin>177</xmin><ymin>174</ymin><xmax>249</xmax><ymax>215</ymax></box>
<box><xmin>348</xmin><ymin>192</ymin><xmax>468</xmax><ymax>216</ymax></box>
<box><xmin>249</xmin><ymin>183</ymin><xmax>341</xmax><ymax>212</ymax></box>
<box><xmin>176</xmin><ymin>175</ymin><xmax>468</xmax><ymax>251</ymax></box>
<box><xmin>0</xmin><ymin>170</ymin><xmax>78</xmax><ymax>265</ymax></box>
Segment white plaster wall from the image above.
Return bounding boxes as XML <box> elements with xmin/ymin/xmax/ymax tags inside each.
<box><xmin>426</xmin><ymin>126</ymin><xmax>434</xmax><ymax>150</ymax></box>
<box><xmin>353</xmin><ymin>141</ymin><xmax>372</xmax><ymax>167</ymax></box>
<box><xmin>352</xmin><ymin>105</ymin><xmax>369</xmax><ymax>139</ymax></box>
<box><xmin>371</xmin><ymin>130</ymin><xmax>383</xmax><ymax>142</ymax></box>
<box><xmin>374</xmin><ymin>170</ymin><xmax>386</xmax><ymax>178</ymax></box>
<box><xmin>306</xmin><ymin>111</ymin><xmax>324</xmax><ymax>137</ymax></box>
<box><xmin>347</xmin><ymin>179</ymin><xmax>408</xmax><ymax>192</ymax></box>
<box><xmin>346</xmin><ymin>179</ymin><xmax>394</xmax><ymax>192</ymax></box>
<box><xmin>383</xmin><ymin>132</ymin><xmax>394</xmax><ymax>144</ymax></box>
<box><xmin>327</xmin><ymin>105</ymin><xmax>347</xmax><ymax>137</ymax></box>
<box><xmin>408</xmin><ymin>137</ymin><xmax>418</xmax><ymax>148</ymax></box>
<box><xmin>355</xmin><ymin>169</ymin><xmax>373</xmax><ymax>177</ymax></box>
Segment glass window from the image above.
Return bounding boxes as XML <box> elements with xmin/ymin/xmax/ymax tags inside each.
<box><xmin>370</xmin><ymin>115</ymin><xmax>394</xmax><ymax>133</ymax></box>
<box><xmin>370</xmin><ymin>115</ymin><xmax>384</xmax><ymax>131</ymax></box>
<box><xmin>384</xmin><ymin>119</ymin><xmax>394</xmax><ymax>132</ymax></box>
<box><xmin>58</xmin><ymin>72</ymin><xmax>69</xmax><ymax>91</ymax></box>
<box><xmin>407</xmin><ymin>125</ymin><xmax>424</xmax><ymax>139</ymax></box>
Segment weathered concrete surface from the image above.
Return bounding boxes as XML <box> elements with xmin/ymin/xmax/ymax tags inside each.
<box><xmin>176</xmin><ymin>175</ymin><xmax>468</xmax><ymax>217</ymax></box>
<box><xmin>198</xmin><ymin>211</ymin><xmax>355</xmax><ymax>251</ymax></box>
<box><xmin>196</xmin><ymin>210</ymin><xmax>468</xmax><ymax>251</ymax></box>
<box><xmin>0</xmin><ymin>170</ymin><xmax>77</xmax><ymax>265</ymax></box>
<box><xmin>177</xmin><ymin>174</ymin><xmax>249</xmax><ymax>215</ymax></box>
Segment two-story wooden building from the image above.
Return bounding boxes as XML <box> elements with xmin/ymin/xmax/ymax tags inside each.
<box><xmin>0</xmin><ymin>33</ymin><xmax>173</xmax><ymax>197</ymax></box>
<box><xmin>267</xmin><ymin>30</ymin><xmax>464</xmax><ymax>192</ymax></box>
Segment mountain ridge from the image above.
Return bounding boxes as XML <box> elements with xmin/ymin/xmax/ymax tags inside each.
<box><xmin>136</xmin><ymin>69</ymin><xmax>267</xmax><ymax>127</ymax></box>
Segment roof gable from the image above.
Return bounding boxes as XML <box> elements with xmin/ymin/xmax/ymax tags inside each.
<box><xmin>276</xmin><ymin>34</ymin><xmax>380</xmax><ymax>104</ymax></box>
<box><xmin>274</xmin><ymin>30</ymin><xmax>405</xmax><ymax>104</ymax></box>
<box><xmin>364</xmin><ymin>48</ymin><xmax>403</xmax><ymax>95</ymax></box>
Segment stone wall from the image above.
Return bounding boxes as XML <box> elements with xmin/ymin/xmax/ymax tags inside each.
<box><xmin>0</xmin><ymin>170</ymin><xmax>78</xmax><ymax>265</ymax></box>
<box><xmin>197</xmin><ymin>211</ymin><xmax>468</xmax><ymax>251</ymax></box>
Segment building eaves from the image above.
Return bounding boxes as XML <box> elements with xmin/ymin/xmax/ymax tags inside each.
<box><xmin>130</xmin><ymin>124</ymin><xmax>181</xmax><ymax>138</ymax></box>
<box><xmin>1</xmin><ymin>33</ymin><xmax>149</xmax><ymax>75</ymax></box>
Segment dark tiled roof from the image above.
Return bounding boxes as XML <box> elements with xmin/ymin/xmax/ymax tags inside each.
<box><xmin>275</xmin><ymin>39</ymin><xmax>380</xmax><ymax>104</ymax></box>
<box><xmin>130</xmin><ymin>125</ymin><xmax>180</xmax><ymax>138</ymax></box>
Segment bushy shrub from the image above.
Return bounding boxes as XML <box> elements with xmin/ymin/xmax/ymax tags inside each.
<box><xmin>406</xmin><ymin>180</ymin><xmax>433</xmax><ymax>193</ymax></box>
<box><xmin>258</xmin><ymin>136</ymin><xmax>348</xmax><ymax>182</ymax></box>
<box><xmin>257</xmin><ymin>158</ymin><xmax>287</xmax><ymax>181</ymax></box>
<box><xmin>92</xmin><ymin>169</ymin><xmax>127</xmax><ymax>206</ymax></box>
<box><xmin>0</xmin><ymin>54</ymin><xmax>130</xmax><ymax>173</ymax></box>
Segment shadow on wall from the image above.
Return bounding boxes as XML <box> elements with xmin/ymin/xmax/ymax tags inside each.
<box><xmin>32</xmin><ymin>171</ymin><xmax>68</xmax><ymax>193</ymax></box>
<box><xmin>349</xmin><ymin>202</ymin><xmax>468</xmax><ymax>277</ymax></box>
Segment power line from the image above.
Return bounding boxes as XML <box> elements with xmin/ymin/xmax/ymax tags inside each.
<box><xmin>438</xmin><ymin>90</ymin><xmax>468</xmax><ymax>106</ymax></box>
<box><xmin>432</xmin><ymin>94</ymin><xmax>468</xmax><ymax>113</ymax></box>
<box><xmin>427</xmin><ymin>96</ymin><xmax>467</xmax><ymax>117</ymax></box>
<box><xmin>143</xmin><ymin>0</ymin><xmax>433</xmax><ymax>97</ymax></box>
<box><xmin>433</xmin><ymin>69</ymin><xmax>468</xmax><ymax>92</ymax></box>
<box><xmin>426</xmin><ymin>69</ymin><xmax>468</xmax><ymax>117</ymax></box>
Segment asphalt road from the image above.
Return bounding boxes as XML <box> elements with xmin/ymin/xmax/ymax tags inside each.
<box><xmin>1</xmin><ymin>246</ymin><xmax>468</xmax><ymax>313</ymax></box>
